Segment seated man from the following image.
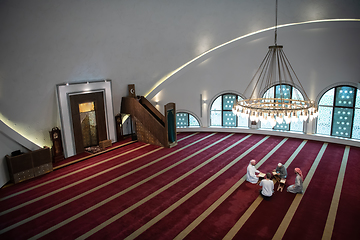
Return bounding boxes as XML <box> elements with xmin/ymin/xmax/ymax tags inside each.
<box><xmin>259</xmin><ymin>172</ymin><xmax>274</xmax><ymax>200</ymax></box>
<box><xmin>287</xmin><ymin>168</ymin><xmax>304</xmax><ymax>194</ymax></box>
<box><xmin>246</xmin><ymin>159</ymin><xmax>260</xmax><ymax>184</ymax></box>
<box><xmin>273</xmin><ymin>163</ymin><xmax>287</xmax><ymax>181</ymax></box>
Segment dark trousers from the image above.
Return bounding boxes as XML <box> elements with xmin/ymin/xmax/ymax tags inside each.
<box><xmin>260</xmin><ymin>191</ymin><xmax>272</xmax><ymax>201</ymax></box>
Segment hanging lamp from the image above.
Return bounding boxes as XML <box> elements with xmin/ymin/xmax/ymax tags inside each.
<box><xmin>232</xmin><ymin>0</ymin><xmax>318</xmax><ymax>126</ymax></box>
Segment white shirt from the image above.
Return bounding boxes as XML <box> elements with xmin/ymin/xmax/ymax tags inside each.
<box><xmin>260</xmin><ymin>179</ymin><xmax>274</xmax><ymax>197</ymax></box>
<box><xmin>246</xmin><ymin>164</ymin><xmax>260</xmax><ymax>184</ymax></box>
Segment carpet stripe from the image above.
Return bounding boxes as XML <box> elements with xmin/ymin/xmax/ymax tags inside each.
<box><xmin>28</xmin><ymin>133</ymin><xmax>235</xmax><ymax>239</ymax></box>
<box><xmin>271</xmin><ymin>142</ymin><xmax>328</xmax><ymax>240</ymax></box>
<box><xmin>53</xmin><ymin>140</ymin><xmax>138</xmax><ymax>170</ymax></box>
<box><xmin>0</xmin><ymin>133</ymin><xmax>195</xmax><ymax>202</ymax></box>
<box><xmin>0</xmin><ymin>144</ymin><xmax>151</xmax><ymax>202</ymax></box>
<box><xmin>321</xmin><ymin>146</ymin><xmax>350</xmax><ymax>240</ymax></box>
<box><xmin>223</xmin><ymin>139</ymin><xmax>308</xmax><ymax>240</ymax></box>
<box><xmin>330</xmin><ymin>146</ymin><xmax>360</xmax><ymax>239</ymax></box>
<box><xmin>173</xmin><ymin>137</ymin><xmax>288</xmax><ymax>240</ymax></box>
<box><xmin>223</xmin><ymin>195</ymin><xmax>263</xmax><ymax>240</ymax></box>
<box><xmin>0</xmin><ymin>147</ymin><xmax>161</xmax><ymax>233</ymax></box>
<box><xmin>121</xmin><ymin>136</ymin><xmax>271</xmax><ymax>240</ymax></box>
<box><xmin>0</xmin><ymin>145</ymin><xmax>160</xmax><ymax>216</ymax></box>
<box><xmin>119</xmin><ymin>136</ymin><xmax>273</xmax><ymax>240</ymax></box>
<box><xmin>0</xmin><ymin>133</ymin><xmax>213</xmax><ymax>234</ymax></box>
<box><xmin>75</xmin><ymin>133</ymin><xmax>252</xmax><ymax>240</ymax></box>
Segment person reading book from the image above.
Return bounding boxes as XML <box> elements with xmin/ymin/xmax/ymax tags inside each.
<box><xmin>246</xmin><ymin>159</ymin><xmax>261</xmax><ymax>184</ymax></box>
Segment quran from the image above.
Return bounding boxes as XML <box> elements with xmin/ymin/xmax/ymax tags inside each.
<box><xmin>258</xmin><ymin>173</ymin><xmax>266</xmax><ymax>178</ymax></box>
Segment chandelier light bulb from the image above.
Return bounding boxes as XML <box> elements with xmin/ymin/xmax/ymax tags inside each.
<box><xmin>232</xmin><ymin>0</ymin><xmax>318</xmax><ymax>128</ymax></box>
<box><xmin>262</xmin><ymin>114</ymin><xmax>268</xmax><ymax>123</ymax></box>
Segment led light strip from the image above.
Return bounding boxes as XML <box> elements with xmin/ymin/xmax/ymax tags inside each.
<box><xmin>145</xmin><ymin>19</ymin><xmax>360</xmax><ymax>99</ymax></box>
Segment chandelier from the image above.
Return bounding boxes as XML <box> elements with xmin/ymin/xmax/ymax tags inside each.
<box><xmin>232</xmin><ymin>0</ymin><xmax>318</xmax><ymax>127</ymax></box>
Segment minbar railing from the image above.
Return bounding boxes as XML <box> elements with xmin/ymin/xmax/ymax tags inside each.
<box><xmin>120</xmin><ymin>96</ymin><xmax>177</xmax><ymax>148</ymax></box>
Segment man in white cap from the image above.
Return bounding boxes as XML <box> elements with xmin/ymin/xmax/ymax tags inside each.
<box><xmin>246</xmin><ymin>159</ymin><xmax>260</xmax><ymax>184</ymax></box>
<box><xmin>274</xmin><ymin>163</ymin><xmax>287</xmax><ymax>179</ymax></box>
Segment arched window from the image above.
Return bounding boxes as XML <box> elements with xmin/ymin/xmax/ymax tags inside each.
<box><xmin>176</xmin><ymin>112</ymin><xmax>200</xmax><ymax>128</ymax></box>
<box><xmin>260</xmin><ymin>84</ymin><xmax>304</xmax><ymax>132</ymax></box>
<box><xmin>316</xmin><ymin>85</ymin><xmax>360</xmax><ymax>139</ymax></box>
<box><xmin>210</xmin><ymin>93</ymin><xmax>248</xmax><ymax>127</ymax></box>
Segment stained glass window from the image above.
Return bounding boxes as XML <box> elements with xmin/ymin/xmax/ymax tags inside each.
<box><xmin>317</xmin><ymin>85</ymin><xmax>359</xmax><ymax>139</ymax></box>
<box><xmin>334</xmin><ymin>86</ymin><xmax>355</xmax><ymax>108</ymax></box>
<box><xmin>223</xmin><ymin>94</ymin><xmax>236</xmax><ymax>110</ymax></box>
<box><xmin>317</xmin><ymin>106</ymin><xmax>333</xmax><ymax>135</ymax></box>
<box><xmin>354</xmin><ymin>89</ymin><xmax>360</xmax><ymax>139</ymax></box>
<box><xmin>332</xmin><ymin>107</ymin><xmax>353</xmax><ymax>137</ymax></box>
<box><xmin>223</xmin><ymin>111</ymin><xmax>236</xmax><ymax>127</ymax></box>
<box><xmin>210</xmin><ymin>93</ymin><xmax>247</xmax><ymax>127</ymax></box>
<box><xmin>275</xmin><ymin>85</ymin><xmax>291</xmax><ymax>103</ymax></box>
<box><xmin>319</xmin><ymin>88</ymin><xmax>334</xmax><ymax>106</ymax></box>
<box><xmin>260</xmin><ymin>121</ymin><xmax>273</xmax><ymax>129</ymax></box>
<box><xmin>290</xmin><ymin>120</ymin><xmax>303</xmax><ymax>132</ymax></box>
<box><xmin>292</xmin><ymin>88</ymin><xmax>305</xmax><ymax>101</ymax></box>
<box><xmin>189</xmin><ymin>115</ymin><xmax>199</xmax><ymax>126</ymax></box>
<box><xmin>356</xmin><ymin>89</ymin><xmax>360</xmax><ymax>108</ymax></box>
<box><xmin>260</xmin><ymin>84</ymin><xmax>304</xmax><ymax>132</ymax></box>
<box><xmin>274</xmin><ymin>122</ymin><xmax>290</xmax><ymax>131</ymax></box>
<box><xmin>176</xmin><ymin>112</ymin><xmax>200</xmax><ymax>128</ymax></box>
<box><xmin>353</xmin><ymin>109</ymin><xmax>360</xmax><ymax>140</ymax></box>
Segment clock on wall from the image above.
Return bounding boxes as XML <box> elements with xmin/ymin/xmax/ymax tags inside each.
<box><xmin>49</xmin><ymin>127</ymin><xmax>64</xmax><ymax>163</ymax></box>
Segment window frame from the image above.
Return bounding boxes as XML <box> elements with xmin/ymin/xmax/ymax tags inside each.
<box><xmin>210</xmin><ymin>93</ymin><xmax>248</xmax><ymax>127</ymax></box>
<box><xmin>317</xmin><ymin>85</ymin><xmax>359</xmax><ymax>139</ymax></box>
<box><xmin>260</xmin><ymin>84</ymin><xmax>304</xmax><ymax>132</ymax></box>
<box><xmin>176</xmin><ymin>111</ymin><xmax>201</xmax><ymax>128</ymax></box>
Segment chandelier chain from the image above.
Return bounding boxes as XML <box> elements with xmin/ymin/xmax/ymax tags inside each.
<box><xmin>232</xmin><ymin>0</ymin><xmax>318</xmax><ymax>126</ymax></box>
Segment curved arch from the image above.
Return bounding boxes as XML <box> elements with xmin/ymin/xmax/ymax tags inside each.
<box><xmin>260</xmin><ymin>84</ymin><xmax>305</xmax><ymax>132</ymax></box>
<box><xmin>207</xmin><ymin>90</ymin><xmax>245</xmax><ymax>127</ymax></box>
<box><xmin>176</xmin><ymin>110</ymin><xmax>202</xmax><ymax>127</ymax></box>
<box><xmin>145</xmin><ymin>19</ymin><xmax>360</xmax><ymax>100</ymax></box>
<box><xmin>209</xmin><ymin>92</ymin><xmax>248</xmax><ymax>128</ymax></box>
<box><xmin>208</xmin><ymin>90</ymin><xmax>245</xmax><ymax>108</ymax></box>
<box><xmin>258</xmin><ymin>82</ymin><xmax>307</xmax><ymax>100</ymax></box>
<box><xmin>316</xmin><ymin>84</ymin><xmax>360</xmax><ymax>139</ymax></box>
<box><xmin>316</xmin><ymin>82</ymin><xmax>359</xmax><ymax>105</ymax></box>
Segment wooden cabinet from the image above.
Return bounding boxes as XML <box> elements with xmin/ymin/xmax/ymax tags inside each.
<box><xmin>6</xmin><ymin>147</ymin><xmax>53</xmax><ymax>184</ymax></box>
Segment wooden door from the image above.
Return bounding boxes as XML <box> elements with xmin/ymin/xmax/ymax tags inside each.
<box><xmin>69</xmin><ymin>92</ymin><xmax>107</xmax><ymax>154</ymax></box>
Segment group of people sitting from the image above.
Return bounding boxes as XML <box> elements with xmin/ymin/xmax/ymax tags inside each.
<box><xmin>246</xmin><ymin>159</ymin><xmax>304</xmax><ymax>200</ymax></box>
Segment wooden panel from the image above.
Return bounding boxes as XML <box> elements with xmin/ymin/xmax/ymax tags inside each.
<box><xmin>139</xmin><ymin>96</ymin><xmax>165</xmax><ymax>125</ymax></box>
<box><xmin>165</xmin><ymin>102</ymin><xmax>177</xmax><ymax>148</ymax></box>
<box><xmin>70</xmin><ymin>92</ymin><xmax>107</xmax><ymax>154</ymax></box>
<box><xmin>121</xmin><ymin>97</ymin><xmax>167</xmax><ymax>147</ymax></box>
<box><xmin>99</xmin><ymin>139</ymin><xmax>112</xmax><ymax>149</ymax></box>
<box><xmin>6</xmin><ymin>153</ymin><xmax>34</xmax><ymax>184</ymax></box>
<box><xmin>32</xmin><ymin>147</ymin><xmax>53</xmax><ymax>177</ymax></box>
<box><xmin>128</xmin><ymin>84</ymin><xmax>136</xmax><ymax>98</ymax></box>
<box><xmin>5</xmin><ymin>147</ymin><xmax>53</xmax><ymax>183</ymax></box>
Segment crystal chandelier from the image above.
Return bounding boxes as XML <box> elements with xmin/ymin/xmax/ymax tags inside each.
<box><xmin>232</xmin><ymin>0</ymin><xmax>318</xmax><ymax>127</ymax></box>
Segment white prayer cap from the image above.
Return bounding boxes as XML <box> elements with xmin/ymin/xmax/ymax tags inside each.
<box><xmin>278</xmin><ymin>163</ymin><xmax>282</xmax><ymax>167</ymax></box>
<box><xmin>250</xmin><ymin>159</ymin><xmax>256</xmax><ymax>164</ymax></box>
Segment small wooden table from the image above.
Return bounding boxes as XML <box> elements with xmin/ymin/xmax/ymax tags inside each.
<box><xmin>277</xmin><ymin>178</ymin><xmax>286</xmax><ymax>192</ymax></box>
<box><xmin>272</xmin><ymin>171</ymin><xmax>281</xmax><ymax>182</ymax></box>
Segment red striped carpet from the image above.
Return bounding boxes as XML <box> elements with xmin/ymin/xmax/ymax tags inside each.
<box><xmin>0</xmin><ymin>132</ymin><xmax>359</xmax><ymax>239</ymax></box>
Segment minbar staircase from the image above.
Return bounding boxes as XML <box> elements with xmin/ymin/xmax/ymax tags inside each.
<box><xmin>121</xmin><ymin>96</ymin><xmax>177</xmax><ymax>148</ymax></box>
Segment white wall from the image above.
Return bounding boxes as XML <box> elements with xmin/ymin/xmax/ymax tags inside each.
<box><xmin>153</xmin><ymin>21</ymin><xmax>360</xmax><ymax>126</ymax></box>
<box><xmin>0</xmin><ymin>0</ymin><xmax>360</xmax><ymax>186</ymax></box>
<box><xmin>0</xmin><ymin>131</ymin><xmax>31</xmax><ymax>187</ymax></box>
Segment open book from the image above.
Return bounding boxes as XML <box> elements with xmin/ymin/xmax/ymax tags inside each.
<box><xmin>258</xmin><ymin>172</ymin><xmax>266</xmax><ymax>178</ymax></box>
